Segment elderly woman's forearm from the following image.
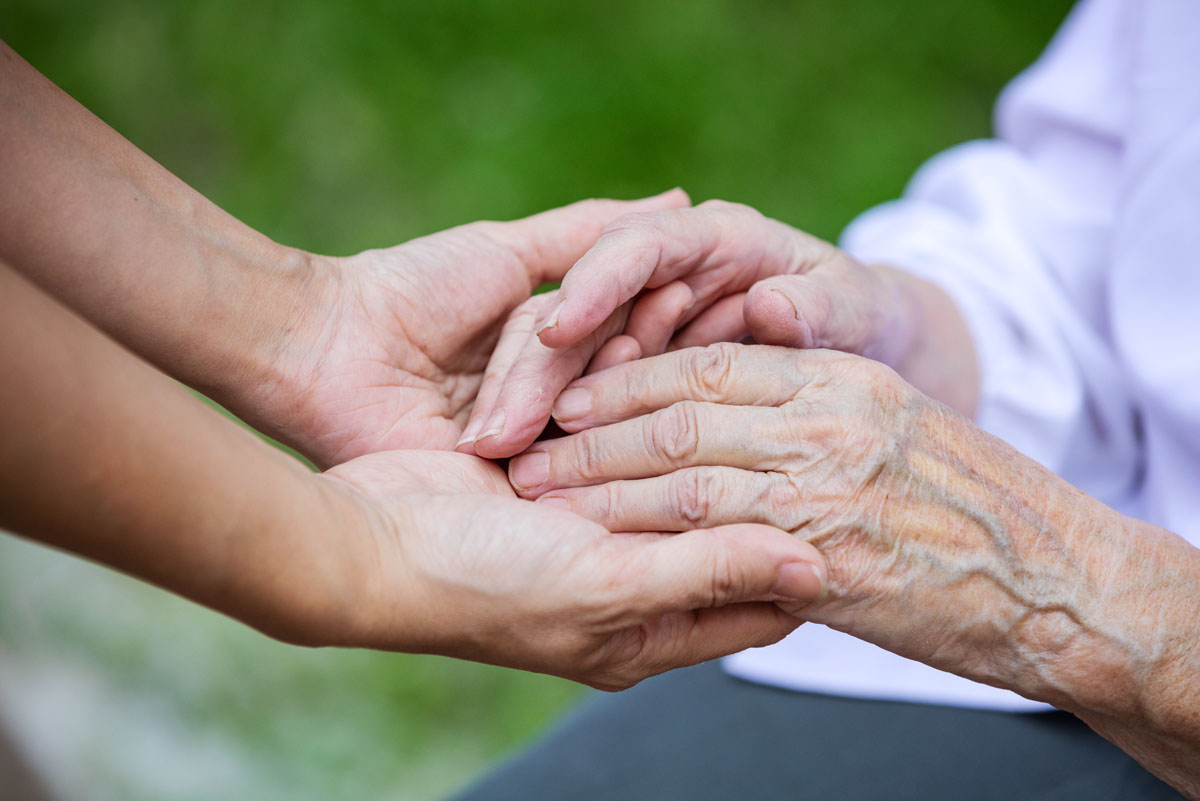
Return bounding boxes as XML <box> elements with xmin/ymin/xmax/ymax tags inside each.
<box><xmin>508</xmin><ymin>344</ymin><xmax>1200</xmax><ymax>797</ymax></box>
<box><xmin>867</xmin><ymin>400</ymin><xmax>1200</xmax><ymax>794</ymax></box>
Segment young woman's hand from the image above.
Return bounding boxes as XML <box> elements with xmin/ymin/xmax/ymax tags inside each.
<box><xmin>244</xmin><ymin>192</ymin><xmax>689</xmax><ymax>467</ymax></box>
<box><xmin>313</xmin><ymin>449</ymin><xmax>826</xmax><ymax>690</ymax></box>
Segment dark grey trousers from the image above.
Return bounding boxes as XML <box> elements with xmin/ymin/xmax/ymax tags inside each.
<box><xmin>0</xmin><ymin>723</ymin><xmax>55</xmax><ymax>801</ymax></box>
<box><xmin>450</xmin><ymin>661</ymin><xmax>1182</xmax><ymax>801</ymax></box>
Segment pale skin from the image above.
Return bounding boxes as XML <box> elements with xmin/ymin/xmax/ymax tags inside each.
<box><xmin>504</xmin><ymin>345</ymin><xmax>1200</xmax><ymax>795</ymax></box>
<box><xmin>463</xmin><ymin>201</ymin><xmax>1200</xmax><ymax>793</ymax></box>
<box><xmin>0</xmin><ymin>43</ymin><xmax>829</xmax><ymax>687</ymax></box>
<box><xmin>458</xmin><ymin>199</ymin><xmax>979</xmax><ymax>460</ymax></box>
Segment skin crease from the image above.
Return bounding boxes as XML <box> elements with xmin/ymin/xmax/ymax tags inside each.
<box><xmin>0</xmin><ymin>261</ymin><xmax>829</xmax><ymax>690</ymax></box>
<box><xmin>462</xmin><ymin>200</ymin><xmax>979</xmax><ymax>460</ymax></box>
<box><xmin>7</xmin><ymin>28</ymin><xmax>1194</xmax><ymax>794</ymax></box>
<box><xmin>0</xmin><ymin>43</ymin><xmax>833</xmax><ymax>690</ymax></box>
<box><xmin>508</xmin><ymin>344</ymin><xmax>1200</xmax><ymax>798</ymax></box>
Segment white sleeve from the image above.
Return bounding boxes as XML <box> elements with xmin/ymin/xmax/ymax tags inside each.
<box><xmin>839</xmin><ymin>0</ymin><xmax>1144</xmax><ymax>508</ymax></box>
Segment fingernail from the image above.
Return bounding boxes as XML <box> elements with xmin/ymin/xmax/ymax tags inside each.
<box><xmin>455</xmin><ymin>419</ymin><xmax>483</xmax><ymax>448</ymax></box>
<box><xmin>773</xmin><ymin>562</ymin><xmax>823</xmax><ymax>602</ymax></box>
<box><xmin>476</xmin><ymin>410</ymin><xmax>506</xmax><ymax>442</ymax></box>
<box><xmin>509</xmin><ymin>451</ymin><xmax>550</xmax><ymax>490</ymax></box>
<box><xmin>553</xmin><ymin>388</ymin><xmax>592</xmax><ymax>421</ymax></box>
<box><xmin>535</xmin><ymin>300</ymin><xmax>567</xmax><ymax>336</ymax></box>
<box><xmin>536</xmin><ymin>495</ymin><xmax>571</xmax><ymax>511</ymax></box>
<box><xmin>767</xmin><ymin>287</ymin><xmax>800</xmax><ymax>319</ymax></box>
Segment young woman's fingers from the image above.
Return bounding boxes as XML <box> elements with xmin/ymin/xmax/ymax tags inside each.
<box><xmin>585</xmin><ymin>335</ymin><xmax>642</xmax><ymax>375</ymax></box>
<box><xmin>668</xmin><ymin>292</ymin><xmax>749</xmax><ymax>351</ymax></box>
<box><xmin>456</xmin><ymin>295</ymin><xmax>549</xmax><ymax>451</ymax></box>
<box><xmin>623</xmin><ymin>280</ymin><xmax>695</xmax><ymax>357</ymax></box>
<box><xmin>606</xmin><ymin>523</ymin><xmax>825</xmax><ymax>618</ymax></box>
<box><xmin>499</xmin><ymin>189</ymin><xmax>690</xmax><ymax>284</ymax></box>
<box><xmin>614</xmin><ymin>603</ymin><xmax>803</xmax><ymax>684</ymax></box>
<box><xmin>536</xmin><ymin>201</ymin><xmax>792</xmax><ymax>350</ymax></box>
<box><xmin>589</xmin><ymin>522</ymin><xmax>825</xmax><ymax>688</ymax></box>
<box><xmin>470</xmin><ymin>304</ymin><xmax>634</xmax><ymax>459</ymax></box>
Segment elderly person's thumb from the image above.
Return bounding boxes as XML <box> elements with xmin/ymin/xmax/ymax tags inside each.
<box><xmin>744</xmin><ymin>266</ymin><xmax>896</xmax><ymax>359</ymax></box>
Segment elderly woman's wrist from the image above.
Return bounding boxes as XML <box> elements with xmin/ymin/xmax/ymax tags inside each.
<box><xmin>869</xmin><ymin>264</ymin><xmax>979</xmax><ymax>417</ymax></box>
<box><xmin>1050</xmin><ymin>517</ymin><xmax>1200</xmax><ymax>718</ymax></box>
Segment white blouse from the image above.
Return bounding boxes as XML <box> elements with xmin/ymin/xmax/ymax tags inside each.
<box><xmin>726</xmin><ymin>0</ymin><xmax>1200</xmax><ymax>711</ymax></box>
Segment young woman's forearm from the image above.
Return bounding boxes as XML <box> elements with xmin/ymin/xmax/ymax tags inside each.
<box><xmin>0</xmin><ymin>262</ymin><xmax>363</xmax><ymax>645</ymax></box>
<box><xmin>0</xmin><ymin>41</ymin><xmax>319</xmax><ymax>404</ymax></box>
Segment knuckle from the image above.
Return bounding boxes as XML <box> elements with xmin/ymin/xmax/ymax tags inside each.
<box><xmin>706</xmin><ymin>537</ymin><xmax>740</xmax><ymax>606</ymax></box>
<box><xmin>839</xmin><ymin>353</ymin><xmax>909</xmax><ymax>404</ymax></box>
<box><xmin>698</xmin><ymin>198</ymin><xmax>762</xmax><ymax>222</ymax></box>
<box><xmin>764</xmin><ymin>474</ymin><xmax>806</xmax><ymax>530</ymax></box>
<box><xmin>687</xmin><ymin>342</ymin><xmax>739</xmax><ymax>400</ymax></box>
<box><xmin>647</xmin><ymin>402</ymin><xmax>703</xmax><ymax>465</ymax></box>
<box><xmin>575</xmin><ymin>197</ymin><xmax>606</xmax><ymax>213</ymax></box>
<box><xmin>586</xmin><ymin>482</ymin><xmax>619</xmax><ymax>524</ymax></box>
<box><xmin>671</xmin><ymin>469</ymin><xmax>723</xmax><ymax>528</ymax></box>
<box><xmin>571</xmin><ymin>429</ymin><xmax>610</xmax><ymax>478</ymax></box>
<box><xmin>603</xmin><ymin>211</ymin><xmax>661</xmax><ymax>243</ymax></box>
<box><xmin>697</xmin><ymin>197</ymin><xmax>734</xmax><ymax>212</ymax></box>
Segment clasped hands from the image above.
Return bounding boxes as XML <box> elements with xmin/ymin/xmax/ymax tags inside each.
<box><xmin>249</xmin><ymin>190</ymin><xmax>1001</xmax><ymax>692</ymax></box>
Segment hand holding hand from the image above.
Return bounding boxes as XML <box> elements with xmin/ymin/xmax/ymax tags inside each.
<box><xmin>497</xmin><ymin>344</ymin><xmax>1189</xmax><ymax>706</ymax></box>
<box><xmin>242</xmin><ymin>191</ymin><xmax>689</xmax><ymax>467</ymax></box>
<box><xmin>312</xmin><ymin>449</ymin><xmax>826</xmax><ymax>689</ymax></box>
<box><xmin>457</xmin><ymin>199</ymin><xmax>960</xmax><ymax>460</ymax></box>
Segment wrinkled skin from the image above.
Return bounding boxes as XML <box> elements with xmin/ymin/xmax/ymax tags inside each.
<box><xmin>501</xmin><ymin>343</ymin><xmax>1200</xmax><ymax>793</ymax></box>
<box><xmin>315</xmin><ymin>448</ymin><xmax>824</xmax><ymax>691</ymax></box>
<box><xmin>458</xmin><ymin>198</ymin><xmax>970</xmax><ymax>461</ymax></box>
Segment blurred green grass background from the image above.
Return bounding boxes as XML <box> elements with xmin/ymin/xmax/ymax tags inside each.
<box><xmin>0</xmin><ymin>1</ymin><xmax>1070</xmax><ymax>799</ymax></box>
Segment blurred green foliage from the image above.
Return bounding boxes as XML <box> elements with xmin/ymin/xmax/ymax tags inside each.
<box><xmin>0</xmin><ymin>1</ymin><xmax>1071</xmax><ymax>799</ymax></box>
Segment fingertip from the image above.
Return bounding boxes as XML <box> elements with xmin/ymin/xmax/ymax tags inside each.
<box><xmin>535</xmin><ymin>323</ymin><xmax>572</xmax><ymax>349</ymax></box>
<box><xmin>535</xmin><ymin>297</ymin><xmax>584</xmax><ymax>348</ymax></box>
<box><xmin>473</xmin><ymin>416</ymin><xmax>552</xmax><ymax>461</ymax></box>
<box><xmin>472</xmin><ymin>431</ymin><xmax>522</xmax><ymax>460</ymax></box>
<box><xmin>625</xmin><ymin>280</ymin><xmax>695</xmax><ymax>357</ymax></box>
<box><xmin>584</xmin><ymin>335</ymin><xmax>641</xmax><ymax>376</ymax></box>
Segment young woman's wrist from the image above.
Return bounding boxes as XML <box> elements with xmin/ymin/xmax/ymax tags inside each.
<box><xmin>238</xmin><ymin>467</ymin><xmax>392</xmax><ymax>648</ymax></box>
<box><xmin>193</xmin><ymin>245</ymin><xmax>344</xmax><ymax>446</ymax></box>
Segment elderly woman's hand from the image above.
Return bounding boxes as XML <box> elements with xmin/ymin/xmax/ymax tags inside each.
<box><xmin>456</xmin><ymin>200</ymin><xmax>978</xmax><ymax>460</ymax></box>
<box><xmin>503</xmin><ymin>343</ymin><xmax>1200</xmax><ymax>793</ymax></box>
